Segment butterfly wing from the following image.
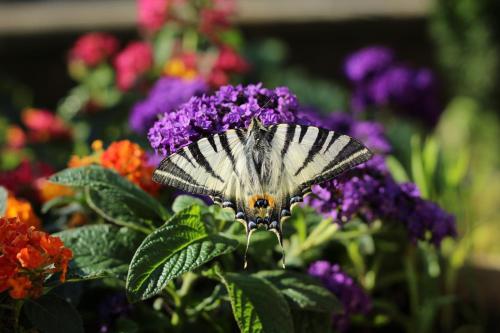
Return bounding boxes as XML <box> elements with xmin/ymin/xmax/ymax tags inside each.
<box><xmin>153</xmin><ymin>129</ymin><xmax>247</xmax><ymax>207</ymax></box>
<box><xmin>268</xmin><ymin>123</ymin><xmax>373</xmax><ymax>220</ymax></box>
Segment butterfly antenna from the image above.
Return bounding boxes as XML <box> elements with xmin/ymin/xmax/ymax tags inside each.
<box><xmin>243</xmin><ymin>229</ymin><xmax>255</xmax><ymax>269</ymax></box>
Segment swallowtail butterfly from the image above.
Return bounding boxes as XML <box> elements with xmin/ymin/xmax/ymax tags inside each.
<box><xmin>153</xmin><ymin>118</ymin><xmax>372</xmax><ymax>267</ymax></box>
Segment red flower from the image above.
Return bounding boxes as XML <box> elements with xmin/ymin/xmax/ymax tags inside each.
<box><xmin>199</xmin><ymin>0</ymin><xmax>235</xmax><ymax>38</ymax></box>
<box><xmin>69</xmin><ymin>32</ymin><xmax>119</xmax><ymax>67</ymax></box>
<box><xmin>0</xmin><ymin>160</ymin><xmax>54</xmax><ymax>202</ymax></box>
<box><xmin>21</xmin><ymin>108</ymin><xmax>72</xmax><ymax>143</ymax></box>
<box><xmin>208</xmin><ymin>46</ymin><xmax>249</xmax><ymax>87</ymax></box>
<box><xmin>138</xmin><ymin>0</ymin><xmax>170</xmax><ymax>33</ymax></box>
<box><xmin>0</xmin><ymin>217</ymin><xmax>73</xmax><ymax>299</ymax></box>
<box><xmin>114</xmin><ymin>42</ymin><xmax>153</xmax><ymax>91</ymax></box>
<box><xmin>6</xmin><ymin>125</ymin><xmax>26</xmax><ymax>149</ymax></box>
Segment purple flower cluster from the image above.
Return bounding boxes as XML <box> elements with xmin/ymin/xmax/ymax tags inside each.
<box><xmin>304</xmin><ymin>155</ymin><xmax>456</xmax><ymax>245</ymax></box>
<box><xmin>345</xmin><ymin>46</ymin><xmax>441</xmax><ymax>126</ymax></box>
<box><xmin>129</xmin><ymin>77</ymin><xmax>208</xmax><ymax>134</ymax></box>
<box><xmin>308</xmin><ymin>261</ymin><xmax>372</xmax><ymax>332</ymax></box>
<box><xmin>148</xmin><ymin>83</ymin><xmax>298</xmax><ymax>156</ymax></box>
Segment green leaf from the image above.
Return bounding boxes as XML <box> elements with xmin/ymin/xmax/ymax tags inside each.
<box><xmin>291</xmin><ymin>309</ymin><xmax>332</xmax><ymax>333</ymax></box>
<box><xmin>385</xmin><ymin>156</ymin><xmax>409</xmax><ymax>183</ymax></box>
<box><xmin>256</xmin><ymin>271</ymin><xmax>342</xmax><ymax>313</ymax></box>
<box><xmin>50</xmin><ymin>166</ymin><xmax>168</xmax><ymax>230</ymax></box>
<box><xmin>56</xmin><ymin>224</ymin><xmax>144</xmax><ymax>280</ymax></box>
<box><xmin>217</xmin><ymin>272</ymin><xmax>294</xmax><ymax>333</ymax></box>
<box><xmin>0</xmin><ymin>185</ymin><xmax>7</xmax><ymax>216</ymax></box>
<box><xmin>23</xmin><ymin>294</ymin><xmax>84</xmax><ymax>333</ymax></box>
<box><xmin>172</xmin><ymin>194</ymin><xmax>206</xmax><ymax>213</ymax></box>
<box><xmin>126</xmin><ymin>206</ymin><xmax>238</xmax><ymax>302</ymax></box>
<box><xmin>41</xmin><ymin>195</ymin><xmax>77</xmax><ymax>214</ymax></box>
<box><xmin>411</xmin><ymin>135</ymin><xmax>429</xmax><ymax>198</ymax></box>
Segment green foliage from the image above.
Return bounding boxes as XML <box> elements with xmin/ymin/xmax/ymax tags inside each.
<box><xmin>255</xmin><ymin>271</ymin><xmax>342</xmax><ymax>313</ymax></box>
<box><xmin>126</xmin><ymin>206</ymin><xmax>238</xmax><ymax>302</ymax></box>
<box><xmin>23</xmin><ymin>294</ymin><xmax>84</xmax><ymax>333</ymax></box>
<box><xmin>0</xmin><ymin>185</ymin><xmax>7</xmax><ymax>216</ymax></box>
<box><xmin>50</xmin><ymin>166</ymin><xmax>169</xmax><ymax>232</ymax></box>
<box><xmin>56</xmin><ymin>224</ymin><xmax>144</xmax><ymax>280</ymax></box>
<box><xmin>215</xmin><ymin>270</ymin><xmax>294</xmax><ymax>333</ymax></box>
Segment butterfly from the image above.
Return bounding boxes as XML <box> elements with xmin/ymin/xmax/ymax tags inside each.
<box><xmin>153</xmin><ymin>117</ymin><xmax>372</xmax><ymax>267</ymax></box>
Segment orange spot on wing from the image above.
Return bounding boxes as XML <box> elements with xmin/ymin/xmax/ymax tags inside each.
<box><xmin>247</xmin><ymin>193</ymin><xmax>276</xmax><ymax>209</ymax></box>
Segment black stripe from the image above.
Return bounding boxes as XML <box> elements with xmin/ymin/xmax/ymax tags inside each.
<box><xmin>157</xmin><ymin>160</ymin><xmax>200</xmax><ymax>185</ymax></box>
<box><xmin>298</xmin><ymin>125</ymin><xmax>308</xmax><ymax>143</ymax></box>
<box><xmin>280</xmin><ymin>124</ymin><xmax>296</xmax><ymax>156</ymax></box>
<box><xmin>188</xmin><ymin>142</ymin><xmax>224</xmax><ymax>182</ymax></box>
<box><xmin>319</xmin><ymin>140</ymin><xmax>360</xmax><ymax>175</ymax></box>
<box><xmin>236</xmin><ymin>129</ymin><xmax>246</xmax><ymax>145</ymax></box>
<box><xmin>219</xmin><ymin>132</ymin><xmax>237</xmax><ymax>172</ymax></box>
<box><xmin>177</xmin><ymin>149</ymin><xmax>196</xmax><ymax>168</ymax></box>
<box><xmin>294</xmin><ymin>128</ymin><xmax>328</xmax><ymax>176</ymax></box>
<box><xmin>266</xmin><ymin>125</ymin><xmax>278</xmax><ymax>143</ymax></box>
<box><xmin>324</xmin><ymin>132</ymin><xmax>342</xmax><ymax>154</ymax></box>
<box><xmin>207</xmin><ymin>136</ymin><xmax>218</xmax><ymax>152</ymax></box>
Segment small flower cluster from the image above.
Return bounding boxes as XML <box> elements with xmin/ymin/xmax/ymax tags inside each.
<box><xmin>130</xmin><ymin>77</ymin><xmax>208</xmax><ymax>133</ymax></box>
<box><xmin>0</xmin><ymin>160</ymin><xmax>54</xmax><ymax>203</ymax></box>
<box><xmin>114</xmin><ymin>42</ymin><xmax>153</xmax><ymax>91</ymax></box>
<box><xmin>138</xmin><ymin>0</ymin><xmax>170</xmax><ymax>33</ymax></box>
<box><xmin>0</xmin><ymin>217</ymin><xmax>72</xmax><ymax>299</ymax></box>
<box><xmin>69</xmin><ymin>33</ymin><xmax>119</xmax><ymax>67</ymax></box>
<box><xmin>5</xmin><ymin>194</ymin><xmax>42</xmax><ymax>229</ymax></box>
<box><xmin>304</xmin><ymin>156</ymin><xmax>456</xmax><ymax>245</ymax></box>
<box><xmin>69</xmin><ymin>140</ymin><xmax>159</xmax><ymax>195</ymax></box>
<box><xmin>345</xmin><ymin>46</ymin><xmax>441</xmax><ymax>125</ymax></box>
<box><xmin>308</xmin><ymin>261</ymin><xmax>372</xmax><ymax>332</ymax></box>
<box><xmin>148</xmin><ymin>83</ymin><xmax>298</xmax><ymax>156</ymax></box>
<box><xmin>21</xmin><ymin>108</ymin><xmax>72</xmax><ymax>143</ymax></box>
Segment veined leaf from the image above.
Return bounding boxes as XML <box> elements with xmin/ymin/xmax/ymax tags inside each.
<box><xmin>50</xmin><ymin>166</ymin><xmax>169</xmax><ymax>230</ymax></box>
<box><xmin>217</xmin><ymin>271</ymin><xmax>294</xmax><ymax>333</ymax></box>
<box><xmin>23</xmin><ymin>294</ymin><xmax>84</xmax><ymax>333</ymax></box>
<box><xmin>0</xmin><ymin>185</ymin><xmax>7</xmax><ymax>216</ymax></box>
<box><xmin>56</xmin><ymin>224</ymin><xmax>144</xmax><ymax>280</ymax></box>
<box><xmin>256</xmin><ymin>271</ymin><xmax>341</xmax><ymax>313</ymax></box>
<box><xmin>126</xmin><ymin>206</ymin><xmax>238</xmax><ymax>302</ymax></box>
<box><xmin>172</xmin><ymin>194</ymin><xmax>206</xmax><ymax>213</ymax></box>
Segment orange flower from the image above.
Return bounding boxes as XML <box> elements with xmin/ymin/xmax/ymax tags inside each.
<box><xmin>100</xmin><ymin>140</ymin><xmax>159</xmax><ymax>195</ymax></box>
<box><xmin>36</xmin><ymin>179</ymin><xmax>74</xmax><ymax>203</ymax></box>
<box><xmin>16</xmin><ymin>246</ymin><xmax>44</xmax><ymax>269</ymax></box>
<box><xmin>0</xmin><ymin>217</ymin><xmax>73</xmax><ymax>299</ymax></box>
<box><xmin>7</xmin><ymin>276</ymin><xmax>32</xmax><ymax>299</ymax></box>
<box><xmin>67</xmin><ymin>140</ymin><xmax>103</xmax><ymax>168</ymax></box>
<box><xmin>5</xmin><ymin>195</ymin><xmax>42</xmax><ymax>229</ymax></box>
<box><xmin>163</xmin><ymin>54</ymin><xmax>198</xmax><ymax>80</ymax></box>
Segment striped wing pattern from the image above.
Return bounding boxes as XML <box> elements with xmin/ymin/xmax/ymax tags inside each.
<box><xmin>153</xmin><ymin>129</ymin><xmax>246</xmax><ymax>200</ymax></box>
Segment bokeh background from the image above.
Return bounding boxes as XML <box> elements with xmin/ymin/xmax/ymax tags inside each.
<box><xmin>1</xmin><ymin>0</ymin><xmax>500</xmax><ymax>332</ymax></box>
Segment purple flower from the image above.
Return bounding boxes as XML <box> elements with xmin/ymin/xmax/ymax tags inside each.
<box><xmin>129</xmin><ymin>77</ymin><xmax>208</xmax><ymax>134</ymax></box>
<box><xmin>148</xmin><ymin>83</ymin><xmax>299</xmax><ymax>156</ymax></box>
<box><xmin>344</xmin><ymin>46</ymin><xmax>394</xmax><ymax>83</ymax></box>
<box><xmin>308</xmin><ymin>261</ymin><xmax>372</xmax><ymax>332</ymax></box>
<box><xmin>304</xmin><ymin>155</ymin><xmax>456</xmax><ymax>246</ymax></box>
<box><xmin>344</xmin><ymin>46</ymin><xmax>442</xmax><ymax>126</ymax></box>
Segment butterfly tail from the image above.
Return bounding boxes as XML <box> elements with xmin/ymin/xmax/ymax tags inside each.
<box><xmin>271</xmin><ymin>227</ymin><xmax>286</xmax><ymax>269</ymax></box>
<box><xmin>243</xmin><ymin>228</ymin><xmax>255</xmax><ymax>269</ymax></box>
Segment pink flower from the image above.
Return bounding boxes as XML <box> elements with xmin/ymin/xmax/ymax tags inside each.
<box><xmin>114</xmin><ymin>42</ymin><xmax>153</xmax><ymax>91</ymax></box>
<box><xmin>69</xmin><ymin>33</ymin><xmax>119</xmax><ymax>67</ymax></box>
<box><xmin>21</xmin><ymin>108</ymin><xmax>72</xmax><ymax>143</ymax></box>
<box><xmin>138</xmin><ymin>0</ymin><xmax>170</xmax><ymax>33</ymax></box>
<box><xmin>199</xmin><ymin>0</ymin><xmax>235</xmax><ymax>37</ymax></box>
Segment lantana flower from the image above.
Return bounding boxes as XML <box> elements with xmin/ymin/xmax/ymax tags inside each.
<box><xmin>69</xmin><ymin>140</ymin><xmax>159</xmax><ymax>195</ymax></box>
<box><xmin>0</xmin><ymin>217</ymin><xmax>72</xmax><ymax>299</ymax></box>
<box><xmin>4</xmin><ymin>194</ymin><xmax>42</xmax><ymax>229</ymax></box>
<box><xmin>69</xmin><ymin>32</ymin><xmax>119</xmax><ymax>67</ymax></box>
<box><xmin>21</xmin><ymin>108</ymin><xmax>72</xmax><ymax>143</ymax></box>
<box><xmin>138</xmin><ymin>0</ymin><xmax>170</xmax><ymax>33</ymax></box>
<box><xmin>114</xmin><ymin>42</ymin><xmax>153</xmax><ymax>91</ymax></box>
